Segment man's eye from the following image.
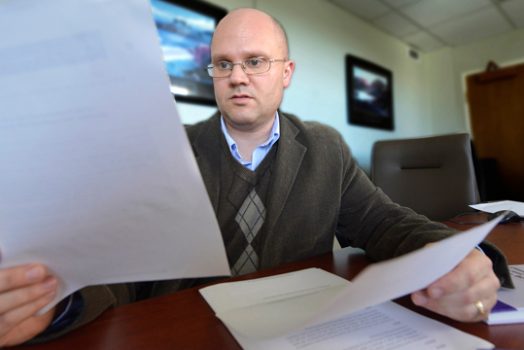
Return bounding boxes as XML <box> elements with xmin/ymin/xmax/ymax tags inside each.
<box><xmin>217</xmin><ymin>61</ymin><xmax>231</xmax><ymax>70</ymax></box>
<box><xmin>246</xmin><ymin>58</ymin><xmax>264</xmax><ymax>67</ymax></box>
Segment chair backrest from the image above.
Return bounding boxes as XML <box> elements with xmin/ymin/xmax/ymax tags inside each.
<box><xmin>371</xmin><ymin>133</ymin><xmax>480</xmax><ymax>221</ymax></box>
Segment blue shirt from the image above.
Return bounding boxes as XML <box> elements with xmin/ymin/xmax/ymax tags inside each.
<box><xmin>220</xmin><ymin>113</ymin><xmax>280</xmax><ymax>171</ymax></box>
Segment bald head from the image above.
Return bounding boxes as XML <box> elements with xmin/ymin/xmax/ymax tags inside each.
<box><xmin>210</xmin><ymin>7</ymin><xmax>295</xmax><ymax>135</ymax></box>
<box><xmin>212</xmin><ymin>8</ymin><xmax>289</xmax><ymax>58</ymax></box>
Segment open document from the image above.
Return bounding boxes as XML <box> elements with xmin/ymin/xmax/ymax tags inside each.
<box><xmin>201</xmin><ymin>218</ymin><xmax>502</xmax><ymax>349</ymax></box>
<box><xmin>0</xmin><ymin>0</ymin><xmax>229</xmax><ymax>311</ymax></box>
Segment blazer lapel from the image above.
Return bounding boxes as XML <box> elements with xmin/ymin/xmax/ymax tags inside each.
<box><xmin>265</xmin><ymin>112</ymin><xmax>307</xmax><ymax>235</ymax></box>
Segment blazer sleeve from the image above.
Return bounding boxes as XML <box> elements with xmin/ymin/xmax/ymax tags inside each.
<box><xmin>333</xmin><ymin>132</ymin><xmax>513</xmax><ymax>288</ymax></box>
<box><xmin>29</xmin><ymin>283</ymin><xmax>133</xmax><ymax>344</ymax></box>
<box><xmin>30</xmin><ymin>276</ymin><xmax>212</xmax><ymax>343</ymax></box>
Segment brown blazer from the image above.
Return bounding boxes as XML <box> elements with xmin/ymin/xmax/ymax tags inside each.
<box><xmin>188</xmin><ymin>112</ymin><xmax>454</xmax><ymax>266</ymax></box>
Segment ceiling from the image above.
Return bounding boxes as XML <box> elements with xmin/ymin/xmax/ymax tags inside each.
<box><xmin>326</xmin><ymin>0</ymin><xmax>524</xmax><ymax>52</ymax></box>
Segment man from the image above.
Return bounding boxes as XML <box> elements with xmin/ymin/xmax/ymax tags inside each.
<box><xmin>0</xmin><ymin>8</ymin><xmax>510</xmax><ymax>347</ymax></box>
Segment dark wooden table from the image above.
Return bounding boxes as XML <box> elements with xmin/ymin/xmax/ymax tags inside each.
<box><xmin>15</xmin><ymin>214</ymin><xmax>524</xmax><ymax>349</ymax></box>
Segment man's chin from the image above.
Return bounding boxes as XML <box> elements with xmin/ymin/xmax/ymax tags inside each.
<box><xmin>222</xmin><ymin>113</ymin><xmax>261</xmax><ymax>130</ymax></box>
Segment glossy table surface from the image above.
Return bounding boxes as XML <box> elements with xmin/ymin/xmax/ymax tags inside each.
<box><xmin>15</xmin><ymin>214</ymin><xmax>524</xmax><ymax>349</ymax></box>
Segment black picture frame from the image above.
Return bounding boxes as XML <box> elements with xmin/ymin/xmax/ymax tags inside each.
<box><xmin>150</xmin><ymin>0</ymin><xmax>227</xmax><ymax>106</ymax></box>
<box><xmin>345</xmin><ymin>54</ymin><xmax>394</xmax><ymax>130</ymax></box>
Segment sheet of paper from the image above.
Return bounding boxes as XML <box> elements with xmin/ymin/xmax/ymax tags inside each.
<box><xmin>238</xmin><ymin>302</ymin><xmax>493</xmax><ymax>350</ymax></box>
<box><xmin>470</xmin><ymin>200</ymin><xmax>524</xmax><ymax>216</ymax></box>
<box><xmin>201</xmin><ymin>268</ymin><xmax>350</xmax><ymax>337</ymax></box>
<box><xmin>0</xmin><ymin>0</ymin><xmax>230</xmax><ymax>311</ymax></box>
<box><xmin>201</xmin><ymin>217</ymin><xmax>501</xmax><ymax>339</ymax></box>
<box><xmin>201</xmin><ymin>269</ymin><xmax>493</xmax><ymax>350</ymax></box>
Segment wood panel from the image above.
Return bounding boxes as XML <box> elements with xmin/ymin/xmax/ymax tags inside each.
<box><xmin>466</xmin><ymin>63</ymin><xmax>524</xmax><ymax>200</ymax></box>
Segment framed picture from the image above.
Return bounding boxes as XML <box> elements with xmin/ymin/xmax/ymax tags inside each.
<box><xmin>150</xmin><ymin>0</ymin><xmax>227</xmax><ymax>106</ymax></box>
<box><xmin>345</xmin><ymin>54</ymin><xmax>394</xmax><ymax>130</ymax></box>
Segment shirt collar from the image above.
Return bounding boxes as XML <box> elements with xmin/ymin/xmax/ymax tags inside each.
<box><xmin>220</xmin><ymin>112</ymin><xmax>280</xmax><ymax>158</ymax></box>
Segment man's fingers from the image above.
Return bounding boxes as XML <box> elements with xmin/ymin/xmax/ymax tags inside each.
<box><xmin>439</xmin><ymin>294</ymin><xmax>497</xmax><ymax>322</ymax></box>
<box><xmin>0</xmin><ymin>292</ymin><xmax>56</xmax><ymax>344</ymax></box>
<box><xmin>412</xmin><ymin>268</ymin><xmax>500</xmax><ymax>321</ymax></box>
<box><xmin>427</xmin><ymin>250</ymin><xmax>493</xmax><ymax>297</ymax></box>
<box><xmin>0</xmin><ymin>265</ymin><xmax>48</xmax><ymax>293</ymax></box>
<box><xmin>0</xmin><ymin>277</ymin><xmax>58</xmax><ymax>315</ymax></box>
<box><xmin>0</xmin><ymin>264</ymin><xmax>57</xmax><ymax>346</ymax></box>
<box><xmin>410</xmin><ymin>248</ymin><xmax>502</xmax><ymax>322</ymax></box>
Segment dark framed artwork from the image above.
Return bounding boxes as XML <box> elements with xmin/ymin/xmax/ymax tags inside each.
<box><xmin>345</xmin><ymin>54</ymin><xmax>394</xmax><ymax>130</ymax></box>
<box><xmin>150</xmin><ymin>0</ymin><xmax>227</xmax><ymax>106</ymax></box>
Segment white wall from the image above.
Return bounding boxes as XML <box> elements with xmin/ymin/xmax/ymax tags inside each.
<box><xmin>175</xmin><ymin>0</ymin><xmax>433</xmax><ymax>172</ymax></box>
<box><xmin>175</xmin><ymin>0</ymin><xmax>524</xmax><ymax>172</ymax></box>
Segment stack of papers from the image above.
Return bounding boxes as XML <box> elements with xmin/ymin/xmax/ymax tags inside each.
<box><xmin>201</xmin><ymin>269</ymin><xmax>493</xmax><ymax>350</ymax></box>
<box><xmin>201</xmin><ymin>219</ymin><xmax>502</xmax><ymax>349</ymax></box>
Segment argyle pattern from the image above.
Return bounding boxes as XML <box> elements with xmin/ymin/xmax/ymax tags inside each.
<box><xmin>231</xmin><ymin>188</ymin><xmax>266</xmax><ymax>275</ymax></box>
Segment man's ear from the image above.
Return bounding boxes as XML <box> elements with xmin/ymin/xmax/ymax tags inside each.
<box><xmin>283</xmin><ymin>60</ymin><xmax>295</xmax><ymax>88</ymax></box>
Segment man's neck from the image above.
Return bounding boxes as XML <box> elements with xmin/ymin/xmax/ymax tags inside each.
<box><xmin>225</xmin><ymin>116</ymin><xmax>276</xmax><ymax>162</ymax></box>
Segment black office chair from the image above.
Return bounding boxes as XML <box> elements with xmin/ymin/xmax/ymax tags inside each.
<box><xmin>371</xmin><ymin>133</ymin><xmax>480</xmax><ymax>221</ymax></box>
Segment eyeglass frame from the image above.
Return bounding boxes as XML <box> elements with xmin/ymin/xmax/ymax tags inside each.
<box><xmin>205</xmin><ymin>57</ymin><xmax>288</xmax><ymax>78</ymax></box>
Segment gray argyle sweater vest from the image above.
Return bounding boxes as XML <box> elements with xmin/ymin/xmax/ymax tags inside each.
<box><xmin>217</xmin><ymin>139</ymin><xmax>277</xmax><ymax>276</ymax></box>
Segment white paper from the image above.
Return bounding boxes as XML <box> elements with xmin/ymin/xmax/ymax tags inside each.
<box><xmin>470</xmin><ymin>200</ymin><xmax>524</xmax><ymax>216</ymax></box>
<box><xmin>200</xmin><ymin>217</ymin><xmax>501</xmax><ymax>339</ymax></box>
<box><xmin>247</xmin><ymin>303</ymin><xmax>493</xmax><ymax>350</ymax></box>
<box><xmin>201</xmin><ymin>268</ymin><xmax>349</xmax><ymax>337</ymax></box>
<box><xmin>201</xmin><ymin>269</ymin><xmax>493</xmax><ymax>350</ymax></box>
<box><xmin>0</xmin><ymin>0</ymin><xmax>230</xmax><ymax>311</ymax></box>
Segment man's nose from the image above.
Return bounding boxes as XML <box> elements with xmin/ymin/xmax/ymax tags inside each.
<box><xmin>229</xmin><ymin>64</ymin><xmax>249</xmax><ymax>84</ymax></box>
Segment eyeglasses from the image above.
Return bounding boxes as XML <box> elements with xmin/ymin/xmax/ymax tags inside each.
<box><xmin>206</xmin><ymin>57</ymin><xmax>287</xmax><ymax>78</ymax></box>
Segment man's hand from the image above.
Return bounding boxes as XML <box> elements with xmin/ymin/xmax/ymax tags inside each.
<box><xmin>411</xmin><ymin>249</ymin><xmax>500</xmax><ymax>322</ymax></box>
<box><xmin>0</xmin><ymin>264</ymin><xmax>58</xmax><ymax>347</ymax></box>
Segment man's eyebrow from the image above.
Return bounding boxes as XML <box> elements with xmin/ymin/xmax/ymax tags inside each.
<box><xmin>211</xmin><ymin>54</ymin><xmax>229</xmax><ymax>62</ymax></box>
<box><xmin>242</xmin><ymin>51</ymin><xmax>270</xmax><ymax>58</ymax></box>
<box><xmin>212</xmin><ymin>52</ymin><xmax>270</xmax><ymax>62</ymax></box>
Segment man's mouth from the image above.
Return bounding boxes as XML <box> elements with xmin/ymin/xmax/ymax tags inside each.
<box><xmin>230</xmin><ymin>93</ymin><xmax>252</xmax><ymax>102</ymax></box>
